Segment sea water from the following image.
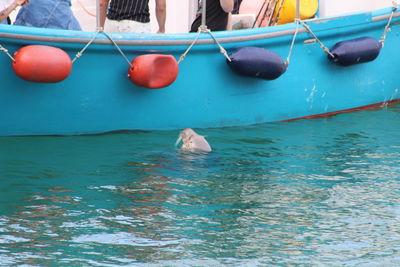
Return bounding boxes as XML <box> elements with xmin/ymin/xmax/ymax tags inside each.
<box><xmin>1</xmin><ymin>104</ymin><xmax>400</xmax><ymax>266</ymax></box>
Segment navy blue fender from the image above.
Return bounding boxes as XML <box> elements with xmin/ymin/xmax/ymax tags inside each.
<box><xmin>328</xmin><ymin>37</ymin><xmax>382</xmax><ymax>66</ymax></box>
<box><xmin>227</xmin><ymin>47</ymin><xmax>287</xmax><ymax>80</ymax></box>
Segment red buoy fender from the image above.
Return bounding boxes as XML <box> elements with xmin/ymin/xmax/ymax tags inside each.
<box><xmin>12</xmin><ymin>45</ymin><xmax>72</xmax><ymax>83</ymax></box>
<box><xmin>127</xmin><ymin>54</ymin><xmax>178</xmax><ymax>89</ymax></box>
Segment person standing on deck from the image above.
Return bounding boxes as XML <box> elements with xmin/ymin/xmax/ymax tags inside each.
<box><xmin>0</xmin><ymin>0</ymin><xmax>29</xmax><ymax>24</ymax></box>
<box><xmin>13</xmin><ymin>0</ymin><xmax>81</xmax><ymax>30</ymax></box>
<box><xmin>190</xmin><ymin>0</ymin><xmax>234</xmax><ymax>32</ymax></box>
<box><xmin>99</xmin><ymin>0</ymin><xmax>166</xmax><ymax>33</ymax></box>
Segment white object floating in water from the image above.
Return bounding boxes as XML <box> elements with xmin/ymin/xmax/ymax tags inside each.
<box><xmin>175</xmin><ymin>128</ymin><xmax>212</xmax><ymax>153</ymax></box>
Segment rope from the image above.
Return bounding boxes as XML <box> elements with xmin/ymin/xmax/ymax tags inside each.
<box><xmin>380</xmin><ymin>1</ymin><xmax>398</xmax><ymax>47</ymax></box>
<box><xmin>253</xmin><ymin>0</ymin><xmax>268</xmax><ymax>28</ymax></box>
<box><xmin>72</xmin><ymin>30</ymin><xmax>101</xmax><ymax>63</ymax></box>
<box><xmin>299</xmin><ymin>20</ymin><xmax>335</xmax><ymax>58</ymax></box>
<box><xmin>179</xmin><ymin>0</ymin><xmax>231</xmax><ymax>63</ymax></box>
<box><xmin>271</xmin><ymin>0</ymin><xmax>285</xmax><ymax>26</ymax></box>
<box><xmin>178</xmin><ymin>26</ymin><xmax>231</xmax><ymax>64</ymax></box>
<box><xmin>101</xmin><ymin>31</ymin><xmax>133</xmax><ymax>67</ymax></box>
<box><xmin>255</xmin><ymin>0</ymin><xmax>279</xmax><ymax>28</ymax></box>
<box><xmin>285</xmin><ymin>20</ymin><xmax>300</xmax><ymax>66</ymax></box>
<box><xmin>205</xmin><ymin>29</ymin><xmax>231</xmax><ymax>62</ymax></box>
<box><xmin>72</xmin><ymin>28</ymin><xmax>132</xmax><ymax>67</ymax></box>
<box><xmin>0</xmin><ymin>44</ymin><xmax>15</xmax><ymax>62</ymax></box>
<box><xmin>178</xmin><ymin>28</ymin><xmax>202</xmax><ymax>64</ymax></box>
<box><xmin>76</xmin><ymin>0</ymin><xmax>96</xmax><ymax>17</ymax></box>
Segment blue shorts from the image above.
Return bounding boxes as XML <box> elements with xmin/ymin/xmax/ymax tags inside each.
<box><xmin>14</xmin><ymin>0</ymin><xmax>81</xmax><ymax>30</ymax></box>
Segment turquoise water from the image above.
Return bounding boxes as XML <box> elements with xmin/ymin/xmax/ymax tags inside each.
<box><xmin>1</xmin><ymin>104</ymin><xmax>400</xmax><ymax>266</ymax></box>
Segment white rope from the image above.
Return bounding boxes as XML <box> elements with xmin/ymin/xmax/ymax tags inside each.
<box><xmin>72</xmin><ymin>28</ymin><xmax>132</xmax><ymax>67</ymax></box>
<box><xmin>178</xmin><ymin>26</ymin><xmax>231</xmax><ymax>64</ymax></box>
<box><xmin>299</xmin><ymin>20</ymin><xmax>335</xmax><ymax>58</ymax></box>
<box><xmin>380</xmin><ymin>1</ymin><xmax>398</xmax><ymax>47</ymax></box>
<box><xmin>101</xmin><ymin>31</ymin><xmax>133</xmax><ymax>67</ymax></box>
<box><xmin>0</xmin><ymin>44</ymin><xmax>15</xmax><ymax>62</ymax></box>
<box><xmin>178</xmin><ymin>0</ymin><xmax>230</xmax><ymax>63</ymax></box>
<box><xmin>178</xmin><ymin>28</ymin><xmax>202</xmax><ymax>64</ymax></box>
<box><xmin>285</xmin><ymin>19</ymin><xmax>299</xmax><ymax>66</ymax></box>
<box><xmin>205</xmin><ymin>29</ymin><xmax>231</xmax><ymax>62</ymax></box>
<box><xmin>72</xmin><ymin>30</ymin><xmax>101</xmax><ymax>63</ymax></box>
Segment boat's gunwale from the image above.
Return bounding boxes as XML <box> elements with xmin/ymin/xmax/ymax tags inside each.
<box><xmin>0</xmin><ymin>8</ymin><xmax>399</xmax><ymax>46</ymax></box>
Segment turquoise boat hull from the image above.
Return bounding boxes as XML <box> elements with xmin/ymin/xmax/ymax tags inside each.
<box><xmin>1</xmin><ymin>7</ymin><xmax>399</xmax><ymax>136</ymax></box>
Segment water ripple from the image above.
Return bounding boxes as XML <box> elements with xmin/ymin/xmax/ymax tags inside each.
<box><xmin>1</xmin><ymin>104</ymin><xmax>400</xmax><ymax>265</ymax></box>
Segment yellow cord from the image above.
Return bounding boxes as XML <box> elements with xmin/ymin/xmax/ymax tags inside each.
<box><xmin>76</xmin><ymin>0</ymin><xmax>96</xmax><ymax>17</ymax></box>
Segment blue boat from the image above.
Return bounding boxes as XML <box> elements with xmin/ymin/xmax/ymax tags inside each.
<box><xmin>0</xmin><ymin>4</ymin><xmax>399</xmax><ymax>136</ymax></box>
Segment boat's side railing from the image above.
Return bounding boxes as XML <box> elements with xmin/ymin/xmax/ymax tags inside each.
<box><xmin>0</xmin><ymin>7</ymin><xmax>399</xmax><ymax>47</ymax></box>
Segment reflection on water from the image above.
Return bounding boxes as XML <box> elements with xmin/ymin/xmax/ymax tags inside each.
<box><xmin>1</xmin><ymin>104</ymin><xmax>400</xmax><ymax>265</ymax></box>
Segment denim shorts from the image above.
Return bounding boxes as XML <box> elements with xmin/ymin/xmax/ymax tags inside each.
<box><xmin>14</xmin><ymin>0</ymin><xmax>81</xmax><ymax>30</ymax></box>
